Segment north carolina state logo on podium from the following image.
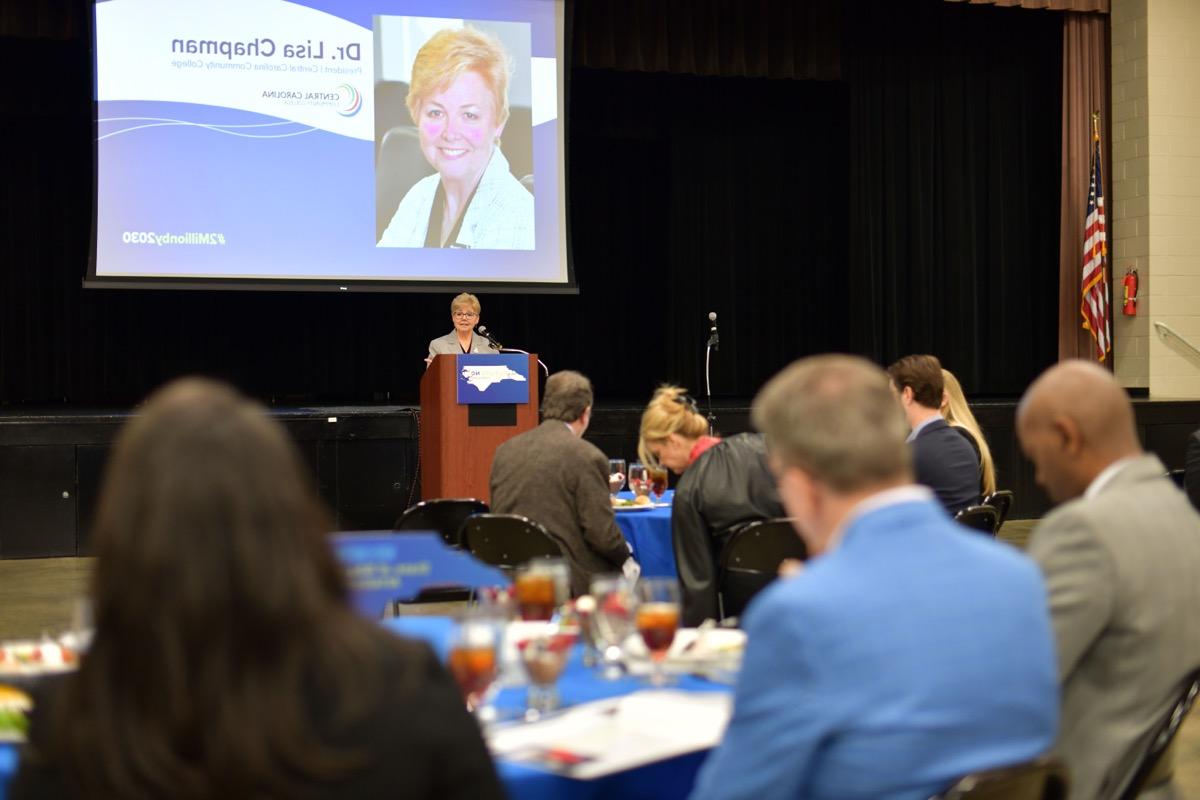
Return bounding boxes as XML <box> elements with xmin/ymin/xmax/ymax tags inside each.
<box><xmin>456</xmin><ymin>353</ymin><xmax>530</xmax><ymax>404</ymax></box>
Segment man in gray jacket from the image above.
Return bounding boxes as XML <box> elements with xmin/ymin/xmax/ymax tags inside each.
<box><xmin>1019</xmin><ymin>360</ymin><xmax>1200</xmax><ymax>799</ymax></box>
<box><xmin>490</xmin><ymin>371</ymin><xmax>635</xmax><ymax>595</ymax></box>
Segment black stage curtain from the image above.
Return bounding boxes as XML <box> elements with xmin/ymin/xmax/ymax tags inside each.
<box><xmin>0</xmin><ymin>0</ymin><xmax>1061</xmax><ymax>407</ymax></box>
<box><xmin>572</xmin><ymin>0</ymin><xmax>842</xmax><ymax>81</ymax></box>
<box><xmin>847</xmin><ymin>0</ymin><xmax>1062</xmax><ymax>395</ymax></box>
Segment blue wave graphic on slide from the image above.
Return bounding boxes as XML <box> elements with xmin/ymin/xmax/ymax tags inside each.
<box><xmin>98</xmin><ymin>117</ymin><xmax>317</xmax><ymax>141</ymax></box>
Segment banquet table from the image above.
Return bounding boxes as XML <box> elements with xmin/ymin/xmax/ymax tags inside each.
<box><xmin>0</xmin><ymin>616</ymin><xmax>733</xmax><ymax>800</ymax></box>
<box><xmin>381</xmin><ymin>616</ymin><xmax>730</xmax><ymax>800</ymax></box>
<box><xmin>613</xmin><ymin>490</ymin><xmax>676</xmax><ymax>579</ymax></box>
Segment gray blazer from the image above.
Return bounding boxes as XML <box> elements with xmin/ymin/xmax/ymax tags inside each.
<box><xmin>1028</xmin><ymin>454</ymin><xmax>1200</xmax><ymax>800</ymax></box>
<box><xmin>489</xmin><ymin>421</ymin><xmax>630</xmax><ymax>595</ymax></box>
<box><xmin>427</xmin><ymin>331</ymin><xmax>496</xmax><ymax>361</ymax></box>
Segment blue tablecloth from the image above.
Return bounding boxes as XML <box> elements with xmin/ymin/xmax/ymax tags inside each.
<box><xmin>0</xmin><ymin>744</ymin><xmax>15</xmax><ymax>800</ymax></box>
<box><xmin>614</xmin><ymin>491</ymin><xmax>676</xmax><ymax>579</ymax></box>
<box><xmin>382</xmin><ymin>616</ymin><xmax>729</xmax><ymax>800</ymax></box>
<box><xmin>0</xmin><ymin>613</ymin><xmax>725</xmax><ymax>800</ymax></box>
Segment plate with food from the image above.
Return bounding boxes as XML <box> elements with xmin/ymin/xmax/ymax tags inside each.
<box><xmin>0</xmin><ymin>683</ymin><xmax>32</xmax><ymax>742</ymax></box>
<box><xmin>612</xmin><ymin>497</ymin><xmax>654</xmax><ymax>512</ymax></box>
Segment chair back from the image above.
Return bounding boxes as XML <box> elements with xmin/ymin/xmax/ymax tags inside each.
<box><xmin>1116</xmin><ymin>666</ymin><xmax>1200</xmax><ymax>800</ymax></box>
<box><xmin>460</xmin><ymin>513</ymin><xmax>564</xmax><ymax>574</ymax></box>
<box><xmin>933</xmin><ymin>756</ymin><xmax>1068</xmax><ymax>800</ymax></box>
<box><xmin>982</xmin><ymin>489</ymin><xmax>1015</xmax><ymax>528</ymax></box>
<box><xmin>716</xmin><ymin>519</ymin><xmax>806</xmax><ymax>621</ymax></box>
<box><xmin>394</xmin><ymin>498</ymin><xmax>488</xmax><ymax>548</ymax></box>
<box><xmin>954</xmin><ymin>504</ymin><xmax>1000</xmax><ymax>536</ymax></box>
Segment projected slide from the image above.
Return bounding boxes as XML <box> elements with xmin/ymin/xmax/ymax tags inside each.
<box><xmin>90</xmin><ymin>0</ymin><xmax>568</xmax><ymax>289</ymax></box>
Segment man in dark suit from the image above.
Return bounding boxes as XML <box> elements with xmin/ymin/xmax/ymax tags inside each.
<box><xmin>489</xmin><ymin>371</ymin><xmax>636</xmax><ymax>594</ymax></box>
<box><xmin>887</xmin><ymin>354</ymin><xmax>981</xmax><ymax>515</ymax></box>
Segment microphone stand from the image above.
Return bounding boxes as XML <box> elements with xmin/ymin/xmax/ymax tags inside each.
<box><xmin>500</xmin><ymin>347</ymin><xmax>549</xmax><ymax>377</ymax></box>
<box><xmin>705</xmin><ymin>327</ymin><xmax>719</xmax><ymax>435</ymax></box>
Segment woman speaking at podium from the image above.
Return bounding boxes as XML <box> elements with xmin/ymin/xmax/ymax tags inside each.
<box><xmin>426</xmin><ymin>292</ymin><xmax>496</xmax><ymax>367</ymax></box>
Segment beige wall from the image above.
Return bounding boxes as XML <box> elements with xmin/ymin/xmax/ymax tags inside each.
<box><xmin>1111</xmin><ymin>0</ymin><xmax>1200</xmax><ymax>397</ymax></box>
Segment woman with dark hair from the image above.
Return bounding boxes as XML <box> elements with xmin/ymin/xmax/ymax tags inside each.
<box><xmin>11</xmin><ymin>378</ymin><xmax>504</xmax><ymax>800</ymax></box>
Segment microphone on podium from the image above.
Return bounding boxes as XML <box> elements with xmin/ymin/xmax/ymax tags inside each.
<box><xmin>477</xmin><ymin>325</ymin><xmax>503</xmax><ymax>350</ymax></box>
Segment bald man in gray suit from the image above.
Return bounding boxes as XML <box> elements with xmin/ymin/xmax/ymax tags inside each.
<box><xmin>1019</xmin><ymin>361</ymin><xmax>1200</xmax><ymax>800</ymax></box>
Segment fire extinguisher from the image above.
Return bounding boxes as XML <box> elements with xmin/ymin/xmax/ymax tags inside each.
<box><xmin>1123</xmin><ymin>268</ymin><xmax>1138</xmax><ymax>316</ymax></box>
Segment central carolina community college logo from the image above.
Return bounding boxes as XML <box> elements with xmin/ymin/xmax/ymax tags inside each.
<box><xmin>337</xmin><ymin>84</ymin><xmax>362</xmax><ymax>117</ymax></box>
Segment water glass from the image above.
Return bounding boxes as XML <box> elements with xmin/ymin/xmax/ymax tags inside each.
<box><xmin>590</xmin><ymin>575</ymin><xmax>639</xmax><ymax>680</ymax></box>
<box><xmin>628</xmin><ymin>463</ymin><xmax>650</xmax><ymax>499</ymax></box>
<box><xmin>608</xmin><ymin>458</ymin><xmax>627</xmax><ymax>496</ymax></box>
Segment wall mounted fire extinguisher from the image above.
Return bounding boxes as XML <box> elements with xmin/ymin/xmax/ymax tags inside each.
<box><xmin>1122</xmin><ymin>268</ymin><xmax>1138</xmax><ymax>316</ymax></box>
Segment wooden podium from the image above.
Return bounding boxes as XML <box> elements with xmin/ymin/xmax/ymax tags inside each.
<box><xmin>419</xmin><ymin>353</ymin><xmax>540</xmax><ymax>503</ymax></box>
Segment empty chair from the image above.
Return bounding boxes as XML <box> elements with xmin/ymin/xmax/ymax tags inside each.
<box><xmin>982</xmin><ymin>489</ymin><xmax>1015</xmax><ymax>529</ymax></box>
<box><xmin>1116</xmin><ymin>667</ymin><xmax>1200</xmax><ymax>800</ymax></box>
<box><xmin>934</xmin><ymin>756</ymin><xmax>1068</xmax><ymax>799</ymax></box>
<box><xmin>393</xmin><ymin>498</ymin><xmax>488</xmax><ymax>548</ymax></box>
<box><xmin>460</xmin><ymin>513</ymin><xmax>563</xmax><ymax>576</ymax></box>
<box><xmin>954</xmin><ymin>504</ymin><xmax>999</xmax><ymax>536</ymax></box>
<box><xmin>716</xmin><ymin>519</ymin><xmax>807</xmax><ymax>622</ymax></box>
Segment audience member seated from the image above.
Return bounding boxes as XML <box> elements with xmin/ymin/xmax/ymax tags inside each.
<box><xmin>690</xmin><ymin>355</ymin><xmax>1058</xmax><ymax>800</ymax></box>
<box><xmin>638</xmin><ymin>386</ymin><xmax>783</xmax><ymax>626</ymax></box>
<box><xmin>1186</xmin><ymin>426</ymin><xmax>1200</xmax><ymax>512</ymax></box>
<box><xmin>942</xmin><ymin>367</ymin><xmax>997</xmax><ymax>497</ymax></box>
<box><xmin>887</xmin><ymin>354</ymin><xmax>982</xmax><ymax>514</ymax></box>
<box><xmin>1019</xmin><ymin>361</ymin><xmax>1200</xmax><ymax>800</ymax></box>
<box><xmin>9</xmin><ymin>378</ymin><xmax>503</xmax><ymax>800</ymax></box>
<box><xmin>490</xmin><ymin>370</ymin><xmax>636</xmax><ymax>595</ymax></box>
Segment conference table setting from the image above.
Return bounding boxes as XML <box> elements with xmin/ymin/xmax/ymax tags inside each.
<box><xmin>612</xmin><ymin>489</ymin><xmax>676</xmax><ymax>579</ymax></box>
<box><xmin>0</xmin><ymin>572</ymin><xmax>742</xmax><ymax>800</ymax></box>
<box><xmin>609</xmin><ymin>459</ymin><xmax>677</xmax><ymax>579</ymax></box>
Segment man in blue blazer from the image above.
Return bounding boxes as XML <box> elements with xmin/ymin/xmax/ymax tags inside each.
<box><xmin>690</xmin><ymin>355</ymin><xmax>1058</xmax><ymax>800</ymax></box>
<box><xmin>888</xmin><ymin>354</ymin><xmax>982</xmax><ymax>515</ymax></box>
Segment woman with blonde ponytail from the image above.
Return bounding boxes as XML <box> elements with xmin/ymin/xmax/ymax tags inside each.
<box><xmin>638</xmin><ymin>385</ymin><xmax>783</xmax><ymax>626</ymax></box>
<box><xmin>940</xmin><ymin>369</ymin><xmax>996</xmax><ymax>496</ymax></box>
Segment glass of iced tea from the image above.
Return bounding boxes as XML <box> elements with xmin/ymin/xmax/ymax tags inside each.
<box><xmin>447</xmin><ymin>618</ymin><xmax>499</xmax><ymax>713</ymax></box>
<box><xmin>514</xmin><ymin>558</ymin><xmax>569</xmax><ymax>621</ymax></box>
<box><xmin>628</xmin><ymin>463</ymin><xmax>650</xmax><ymax>499</ymax></box>
<box><xmin>647</xmin><ymin>466</ymin><xmax>669</xmax><ymax>503</ymax></box>
<box><xmin>608</xmin><ymin>458</ymin><xmax>627</xmax><ymax>496</ymax></box>
<box><xmin>635</xmin><ymin>578</ymin><xmax>681</xmax><ymax>686</ymax></box>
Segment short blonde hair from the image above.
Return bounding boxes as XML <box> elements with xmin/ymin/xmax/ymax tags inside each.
<box><xmin>752</xmin><ymin>355</ymin><xmax>911</xmax><ymax>493</ymax></box>
<box><xmin>638</xmin><ymin>385</ymin><xmax>708</xmax><ymax>466</ymax></box>
<box><xmin>450</xmin><ymin>292</ymin><xmax>480</xmax><ymax>316</ymax></box>
<box><xmin>406</xmin><ymin>27</ymin><xmax>512</xmax><ymax>128</ymax></box>
<box><xmin>941</xmin><ymin>368</ymin><xmax>996</xmax><ymax>495</ymax></box>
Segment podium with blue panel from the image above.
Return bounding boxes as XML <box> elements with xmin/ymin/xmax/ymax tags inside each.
<box><xmin>420</xmin><ymin>353</ymin><xmax>540</xmax><ymax>503</ymax></box>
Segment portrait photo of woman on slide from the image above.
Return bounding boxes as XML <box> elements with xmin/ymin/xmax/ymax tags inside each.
<box><xmin>377</xmin><ymin>25</ymin><xmax>535</xmax><ymax>251</ymax></box>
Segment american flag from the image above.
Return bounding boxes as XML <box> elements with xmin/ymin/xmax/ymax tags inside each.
<box><xmin>1081</xmin><ymin>123</ymin><xmax>1110</xmax><ymax>361</ymax></box>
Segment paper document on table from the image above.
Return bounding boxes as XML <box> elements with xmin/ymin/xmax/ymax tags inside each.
<box><xmin>489</xmin><ymin>690</ymin><xmax>732</xmax><ymax>779</ymax></box>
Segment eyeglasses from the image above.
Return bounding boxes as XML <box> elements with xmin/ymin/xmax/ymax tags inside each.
<box><xmin>453</xmin><ymin>311</ymin><xmax>479</xmax><ymax>319</ymax></box>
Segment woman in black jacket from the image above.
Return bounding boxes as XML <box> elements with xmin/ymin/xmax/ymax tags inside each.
<box><xmin>11</xmin><ymin>378</ymin><xmax>504</xmax><ymax>800</ymax></box>
<box><xmin>638</xmin><ymin>386</ymin><xmax>784</xmax><ymax>626</ymax></box>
